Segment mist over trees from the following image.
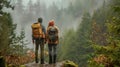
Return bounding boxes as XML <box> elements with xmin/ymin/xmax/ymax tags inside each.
<box><xmin>0</xmin><ymin>0</ymin><xmax>31</xmax><ymax>57</ymax></box>
<box><xmin>58</xmin><ymin>0</ymin><xmax>120</xmax><ymax>67</ymax></box>
<box><xmin>10</xmin><ymin>0</ymin><xmax>104</xmax><ymax>30</ymax></box>
<box><xmin>9</xmin><ymin>0</ymin><xmax>105</xmax><ymax>49</ymax></box>
<box><xmin>58</xmin><ymin>12</ymin><xmax>93</xmax><ymax>66</ymax></box>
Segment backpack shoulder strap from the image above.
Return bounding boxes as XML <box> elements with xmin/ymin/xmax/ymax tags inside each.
<box><xmin>54</xmin><ymin>26</ymin><xmax>59</xmax><ymax>33</ymax></box>
<box><xmin>47</xmin><ymin>26</ymin><xmax>52</xmax><ymax>31</ymax></box>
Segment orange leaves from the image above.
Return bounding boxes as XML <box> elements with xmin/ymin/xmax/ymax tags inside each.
<box><xmin>5</xmin><ymin>55</ymin><xmax>34</xmax><ymax>65</ymax></box>
<box><xmin>93</xmin><ymin>54</ymin><xmax>111</xmax><ymax>66</ymax></box>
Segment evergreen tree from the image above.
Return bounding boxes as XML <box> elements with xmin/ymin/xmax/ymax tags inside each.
<box><xmin>0</xmin><ymin>0</ymin><xmax>13</xmax><ymax>15</ymax></box>
<box><xmin>9</xmin><ymin>29</ymin><xmax>29</xmax><ymax>55</ymax></box>
<box><xmin>59</xmin><ymin>12</ymin><xmax>93</xmax><ymax>67</ymax></box>
<box><xmin>88</xmin><ymin>0</ymin><xmax>120</xmax><ymax>66</ymax></box>
<box><xmin>0</xmin><ymin>0</ymin><xmax>14</xmax><ymax>56</ymax></box>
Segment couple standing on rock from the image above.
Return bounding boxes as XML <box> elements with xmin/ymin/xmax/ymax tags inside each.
<box><xmin>31</xmin><ymin>17</ymin><xmax>59</xmax><ymax>66</ymax></box>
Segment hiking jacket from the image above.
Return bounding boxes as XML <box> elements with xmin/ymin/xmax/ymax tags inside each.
<box><xmin>46</xmin><ymin>26</ymin><xmax>59</xmax><ymax>44</ymax></box>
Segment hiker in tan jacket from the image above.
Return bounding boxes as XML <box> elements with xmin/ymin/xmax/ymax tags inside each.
<box><xmin>46</xmin><ymin>20</ymin><xmax>59</xmax><ymax>65</ymax></box>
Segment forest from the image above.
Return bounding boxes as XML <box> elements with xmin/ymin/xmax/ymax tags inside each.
<box><xmin>0</xmin><ymin>0</ymin><xmax>120</xmax><ymax>67</ymax></box>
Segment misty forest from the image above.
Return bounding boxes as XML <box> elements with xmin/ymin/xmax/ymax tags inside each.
<box><xmin>0</xmin><ymin>0</ymin><xmax>120</xmax><ymax>67</ymax></box>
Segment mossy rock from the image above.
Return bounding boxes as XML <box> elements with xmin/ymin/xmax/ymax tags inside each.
<box><xmin>63</xmin><ymin>60</ymin><xmax>78</xmax><ymax>67</ymax></box>
<box><xmin>20</xmin><ymin>65</ymin><xmax>26</xmax><ymax>67</ymax></box>
<box><xmin>7</xmin><ymin>64</ymin><xmax>26</xmax><ymax>67</ymax></box>
<box><xmin>7</xmin><ymin>64</ymin><xmax>17</xmax><ymax>67</ymax></box>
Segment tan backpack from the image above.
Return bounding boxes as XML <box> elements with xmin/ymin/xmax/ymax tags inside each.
<box><xmin>31</xmin><ymin>22</ymin><xmax>45</xmax><ymax>38</ymax></box>
<box><xmin>47</xmin><ymin>26</ymin><xmax>58</xmax><ymax>42</ymax></box>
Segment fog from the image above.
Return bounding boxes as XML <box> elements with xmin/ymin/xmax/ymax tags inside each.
<box><xmin>10</xmin><ymin>0</ymin><xmax>105</xmax><ymax>48</ymax></box>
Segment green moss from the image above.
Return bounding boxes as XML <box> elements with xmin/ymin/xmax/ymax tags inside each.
<box><xmin>63</xmin><ymin>60</ymin><xmax>78</xmax><ymax>67</ymax></box>
<box><xmin>7</xmin><ymin>64</ymin><xmax>26</xmax><ymax>67</ymax></box>
<box><xmin>20</xmin><ymin>65</ymin><xmax>26</xmax><ymax>67</ymax></box>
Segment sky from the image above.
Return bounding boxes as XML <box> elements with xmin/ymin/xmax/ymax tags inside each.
<box><xmin>10</xmin><ymin>0</ymin><xmax>63</xmax><ymax>7</ymax></box>
<box><xmin>23</xmin><ymin>0</ymin><xmax>62</xmax><ymax>7</ymax></box>
<box><xmin>21</xmin><ymin>0</ymin><xmax>70</xmax><ymax>9</ymax></box>
<box><xmin>23</xmin><ymin>0</ymin><xmax>56</xmax><ymax>4</ymax></box>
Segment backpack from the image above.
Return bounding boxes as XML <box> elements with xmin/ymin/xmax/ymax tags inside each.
<box><xmin>48</xmin><ymin>26</ymin><xmax>58</xmax><ymax>42</ymax></box>
<box><xmin>31</xmin><ymin>22</ymin><xmax>44</xmax><ymax>39</ymax></box>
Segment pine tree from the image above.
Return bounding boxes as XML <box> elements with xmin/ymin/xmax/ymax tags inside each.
<box><xmin>0</xmin><ymin>0</ymin><xmax>13</xmax><ymax>15</ymax></box>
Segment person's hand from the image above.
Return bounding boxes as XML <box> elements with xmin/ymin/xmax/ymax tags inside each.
<box><xmin>44</xmin><ymin>41</ymin><xmax>47</xmax><ymax>44</ymax></box>
<box><xmin>44</xmin><ymin>38</ymin><xmax>47</xmax><ymax>44</ymax></box>
<box><xmin>32</xmin><ymin>40</ymin><xmax>34</xmax><ymax>44</ymax></box>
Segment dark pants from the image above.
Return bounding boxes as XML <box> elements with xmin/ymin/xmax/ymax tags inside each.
<box><xmin>48</xmin><ymin>44</ymin><xmax>57</xmax><ymax>64</ymax></box>
<box><xmin>35</xmin><ymin>39</ymin><xmax>44</xmax><ymax>64</ymax></box>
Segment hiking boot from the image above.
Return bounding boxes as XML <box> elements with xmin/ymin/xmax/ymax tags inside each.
<box><xmin>35</xmin><ymin>60</ymin><xmax>39</xmax><ymax>63</ymax></box>
<box><xmin>35</xmin><ymin>55</ymin><xmax>39</xmax><ymax>63</ymax></box>
<box><xmin>49</xmin><ymin>55</ymin><xmax>52</xmax><ymax>64</ymax></box>
<box><xmin>41</xmin><ymin>59</ymin><xmax>44</xmax><ymax>64</ymax></box>
<box><xmin>53</xmin><ymin>55</ymin><xmax>56</xmax><ymax>63</ymax></box>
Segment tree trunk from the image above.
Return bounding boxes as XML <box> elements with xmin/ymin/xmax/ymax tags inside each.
<box><xmin>0</xmin><ymin>56</ymin><xmax>5</xmax><ymax>67</ymax></box>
